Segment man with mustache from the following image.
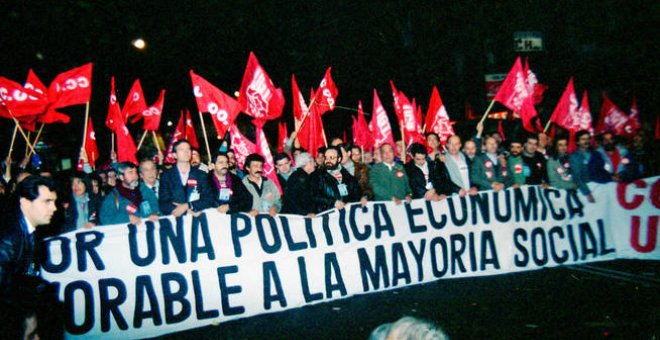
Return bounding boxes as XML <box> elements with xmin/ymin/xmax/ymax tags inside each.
<box><xmin>0</xmin><ymin>176</ymin><xmax>58</xmax><ymax>286</ymax></box>
<box><xmin>99</xmin><ymin>162</ymin><xmax>160</xmax><ymax>225</ymax></box>
<box><xmin>311</xmin><ymin>146</ymin><xmax>363</xmax><ymax>213</ymax></box>
<box><xmin>209</xmin><ymin>152</ymin><xmax>251</xmax><ymax>214</ymax></box>
<box><xmin>242</xmin><ymin>153</ymin><xmax>281</xmax><ymax>216</ymax></box>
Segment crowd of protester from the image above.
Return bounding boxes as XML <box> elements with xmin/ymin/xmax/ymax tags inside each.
<box><xmin>0</xmin><ymin>121</ymin><xmax>656</xmax><ymax>338</ymax></box>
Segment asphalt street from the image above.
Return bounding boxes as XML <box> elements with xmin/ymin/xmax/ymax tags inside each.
<box><xmin>162</xmin><ymin>260</ymin><xmax>659</xmax><ymax>339</ymax></box>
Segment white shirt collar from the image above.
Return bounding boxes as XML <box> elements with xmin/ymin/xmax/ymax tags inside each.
<box><xmin>23</xmin><ymin>215</ymin><xmax>36</xmax><ymax>234</ymax></box>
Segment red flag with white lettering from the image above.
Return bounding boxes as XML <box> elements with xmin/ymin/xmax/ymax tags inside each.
<box><xmin>105</xmin><ymin>77</ymin><xmax>124</xmax><ymax>132</ymax></box>
<box><xmin>84</xmin><ymin>117</ymin><xmax>99</xmax><ymax>166</ymax></box>
<box><xmin>47</xmin><ymin>63</ymin><xmax>92</xmax><ymax>109</ymax></box>
<box><xmin>494</xmin><ymin>57</ymin><xmax>541</xmax><ymax>133</ymax></box>
<box><xmin>229</xmin><ymin>125</ymin><xmax>256</xmax><ymax>170</ymax></box>
<box><xmin>524</xmin><ymin>58</ymin><xmax>548</xmax><ymax>105</ymax></box>
<box><xmin>164</xmin><ymin>112</ymin><xmax>186</xmax><ymax>164</ymax></box>
<box><xmin>389</xmin><ymin>80</ymin><xmax>403</xmax><ymax>123</ymax></box>
<box><xmin>26</xmin><ymin>70</ymin><xmax>70</xmax><ymax>124</ymax></box>
<box><xmin>425</xmin><ymin>86</ymin><xmax>455</xmax><ymax>143</ymax></box>
<box><xmin>549</xmin><ymin>77</ymin><xmax>579</xmax><ymax>130</ymax></box>
<box><xmin>624</xmin><ymin>93</ymin><xmax>641</xmax><ymax>136</ymax></box>
<box><xmin>121</xmin><ymin>79</ymin><xmax>148</xmax><ymax>119</ymax></box>
<box><xmin>595</xmin><ymin>93</ymin><xmax>629</xmax><ymax>135</ymax></box>
<box><xmin>183</xmin><ymin>109</ymin><xmax>199</xmax><ymax>148</ymax></box>
<box><xmin>255</xmin><ymin>126</ymin><xmax>282</xmax><ymax>193</ymax></box>
<box><xmin>396</xmin><ymin>89</ymin><xmax>424</xmax><ymax>146</ymax></box>
<box><xmin>0</xmin><ymin>77</ymin><xmax>49</xmax><ymax>118</ymax></box>
<box><xmin>136</xmin><ymin>89</ymin><xmax>165</xmax><ymax>131</ymax></box>
<box><xmin>313</xmin><ymin>67</ymin><xmax>338</xmax><ymax>115</ymax></box>
<box><xmin>190</xmin><ymin>71</ymin><xmax>241</xmax><ymax>139</ymax></box>
<box><xmin>369</xmin><ymin>89</ymin><xmax>395</xmax><ymax>150</ymax></box>
<box><xmin>238</xmin><ymin>52</ymin><xmax>285</xmax><ymax>124</ymax></box>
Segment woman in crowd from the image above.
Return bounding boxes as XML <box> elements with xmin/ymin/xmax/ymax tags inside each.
<box><xmin>62</xmin><ymin>172</ymin><xmax>100</xmax><ymax>233</ymax></box>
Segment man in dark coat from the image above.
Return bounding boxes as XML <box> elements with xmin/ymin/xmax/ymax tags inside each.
<box><xmin>310</xmin><ymin>146</ymin><xmax>363</xmax><ymax>213</ymax></box>
<box><xmin>159</xmin><ymin>139</ymin><xmax>214</xmax><ymax>217</ymax></box>
<box><xmin>0</xmin><ymin>176</ymin><xmax>57</xmax><ymax>286</ymax></box>
<box><xmin>282</xmin><ymin>152</ymin><xmax>317</xmax><ymax>215</ymax></box>
<box><xmin>209</xmin><ymin>152</ymin><xmax>252</xmax><ymax>214</ymax></box>
<box><xmin>405</xmin><ymin>143</ymin><xmax>459</xmax><ymax>199</ymax></box>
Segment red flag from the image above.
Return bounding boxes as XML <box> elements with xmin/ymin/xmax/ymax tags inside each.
<box><xmin>595</xmin><ymin>93</ymin><xmax>629</xmax><ymax>135</ymax></box>
<box><xmin>549</xmin><ymin>77</ymin><xmax>579</xmax><ymax>130</ymax></box>
<box><xmin>524</xmin><ymin>58</ymin><xmax>548</xmax><ymax>105</ymax></box>
<box><xmin>465</xmin><ymin>102</ymin><xmax>479</xmax><ymax>120</ymax></box>
<box><xmin>389</xmin><ymin>80</ymin><xmax>403</xmax><ymax>123</ymax></box>
<box><xmin>625</xmin><ymin>93</ymin><xmax>641</xmax><ymax>135</ymax></box>
<box><xmin>425</xmin><ymin>86</ymin><xmax>455</xmax><ymax>143</ymax></box>
<box><xmin>229</xmin><ymin>125</ymin><xmax>256</xmax><ymax>170</ymax></box>
<box><xmin>277</xmin><ymin>121</ymin><xmax>288</xmax><ymax>153</ymax></box>
<box><xmin>576</xmin><ymin>90</ymin><xmax>594</xmax><ymax>133</ymax></box>
<box><xmin>138</xmin><ymin>89</ymin><xmax>165</xmax><ymax>131</ymax></box>
<box><xmin>369</xmin><ymin>90</ymin><xmax>395</xmax><ymax>150</ymax></box>
<box><xmin>16</xmin><ymin>114</ymin><xmax>39</xmax><ymax>132</ymax></box>
<box><xmin>121</xmin><ymin>79</ymin><xmax>148</xmax><ymax>119</ymax></box>
<box><xmin>116</xmin><ymin>122</ymin><xmax>138</xmax><ymax>164</ymax></box>
<box><xmin>313</xmin><ymin>67</ymin><xmax>338</xmax><ymax>115</ymax></box>
<box><xmin>183</xmin><ymin>109</ymin><xmax>199</xmax><ymax>148</ymax></box>
<box><xmin>190</xmin><ymin>71</ymin><xmax>241</xmax><ymax>138</ymax></box>
<box><xmin>238</xmin><ymin>52</ymin><xmax>285</xmax><ymax>123</ymax></box>
<box><xmin>494</xmin><ymin>57</ymin><xmax>541</xmax><ymax>133</ymax></box>
<box><xmin>0</xmin><ymin>77</ymin><xmax>49</xmax><ymax>118</ymax></box>
<box><xmin>255</xmin><ymin>126</ymin><xmax>282</xmax><ymax>194</ymax></box>
<box><xmin>353</xmin><ymin>101</ymin><xmax>374</xmax><ymax>151</ymax></box>
<box><xmin>84</xmin><ymin>117</ymin><xmax>99</xmax><ymax>166</ymax></box>
<box><xmin>47</xmin><ymin>63</ymin><xmax>92</xmax><ymax>109</ymax></box>
<box><xmin>105</xmin><ymin>77</ymin><xmax>124</xmax><ymax>132</ymax></box>
<box><xmin>297</xmin><ymin>101</ymin><xmax>326</xmax><ymax>158</ymax></box>
<box><xmin>396</xmin><ymin>89</ymin><xmax>424</xmax><ymax>146</ymax></box>
<box><xmin>23</xmin><ymin>69</ymin><xmax>68</xmax><ymax>124</ymax></box>
<box><xmin>291</xmin><ymin>74</ymin><xmax>308</xmax><ymax>130</ymax></box>
<box><xmin>164</xmin><ymin>112</ymin><xmax>187</xmax><ymax>164</ymax></box>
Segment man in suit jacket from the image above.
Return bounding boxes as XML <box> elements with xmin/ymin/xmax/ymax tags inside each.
<box><xmin>405</xmin><ymin>143</ymin><xmax>458</xmax><ymax>199</ymax></box>
<box><xmin>443</xmin><ymin>135</ymin><xmax>478</xmax><ymax>196</ymax></box>
<box><xmin>0</xmin><ymin>176</ymin><xmax>57</xmax><ymax>286</ymax></box>
<box><xmin>159</xmin><ymin>139</ymin><xmax>214</xmax><ymax>217</ymax></box>
<box><xmin>209</xmin><ymin>152</ymin><xmax>252</xmax><ymax>214</ymax></box>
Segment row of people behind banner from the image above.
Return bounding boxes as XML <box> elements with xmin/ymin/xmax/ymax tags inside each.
<box><xmin>3</xmin><ymin>124</ymin><xmax>645</xmax><ymax>233</ymax></box>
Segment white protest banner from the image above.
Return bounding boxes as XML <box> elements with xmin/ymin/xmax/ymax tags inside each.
<box><xmin>41</xmin><ymin>178</ymin><xmax>660</xmax><ymax>338</ymax></box>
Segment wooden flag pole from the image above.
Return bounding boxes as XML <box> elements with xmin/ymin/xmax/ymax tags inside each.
<box><xmin>198</xmin><ymin>111</ymin><xmax>212</xmax><ymax>162</ymax></box>
<box><xmin>543</xmin><ymin>119</ymin><xmax>553</xmax><ymax>133</ymax></box>
<box><xmin>292</xmin><ymin>97</ymin><xmax>318</xmax><ymax>142</ymax></box>
<box><xmin>111</xmin><ymin>133</ymin><xmax>115</xmax><ymax>154</ymax></box>
<box><xmin>136</xmin><ymin>132</ymin><xmax>149</xmax><ymax>150</ymax></box>
<box><xmin>8</xmin><ymin>124</ymin><xmax>18</xmax><ymax>158</ymax></box>
<box><xmin>26</xmin><ymin>123</ymin><xmax>45</xmax><ymax>158</ymax></box>
<box><xmin>81</xmin><ymin>102</ymin><xmax>90</xmax><ymax>149</ymax></box>
<box><xmin>24</xmin><ymin>131</ymin><xmax>31</xmax><ymax>158</ymax></box>
<box><xmin>151</xmin><ymin>131</ymin><xmax>161</xmax><ymax>153</ymax></box>
<box><xmin>478</xmin><ymin>99</ymin><xmax>496</xmax><ymax>126</ymax></box>
<box><xmin>9</xmin><ymin>118</ymin><xmax>37</xmax><ymax>155</ymax></box>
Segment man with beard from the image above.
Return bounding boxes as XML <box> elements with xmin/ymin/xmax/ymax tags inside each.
<box><xmin>243</xmin><ymin>153</ymin><xmax>281</xmax><ymax>216</ymax></box>
<box><xmin>369</xmin><ymin>143</ymin><xmax>413</xmax><ymax>204</ymax></box>
<box><xmin>226</xmin><ymin>150</ymin><xmax>245</xmax><ymax>179</ymax></box>
<box><xmin>282</xmin><ymin>152</ymin><xmax>317</xmax><ymax>215</ymax></box>
<box><xmin>210</xmin><ymin>152</ymin><xmax>251</xmax><ymax>214</ymax></box>
<box><xmin>521</xmin><ymin>134</ymin><xmax>548</xmax><ymax>186</ymax></box>
<box><xmin>100</xmin><ymin>162</ymin><xmax>159</xmax><ymax>225</ymax></box>
<box><xmin>311</xmin><ymin>146</ymin><xmax>363</xmax><ymax>212</ymax></box>
<box><xmin>159</xmin><ymin>139</ymin><xmax>214</xmax><ymax>217</ymax></box>
<box><xmin>507</xmin><ymin>139</ymin><xmax>526</xmax><ymax>188</ymax></box>
<box><xmin>569</xmin><ymin>130</ymin><xmax>611</xmax><ymax>203</ymax></box>
<box><xmin>595</xmin><ymin>131</ymin><xmax>641</xmax><ymax>182</ymax></box>
<box><xmin>547</xmin><ymin>136</ymin><xmax>577</xmax><ymax>190</ymax></box>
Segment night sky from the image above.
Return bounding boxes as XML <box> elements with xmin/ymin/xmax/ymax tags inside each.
<box><xmin>1</xmin><ymin>0</ymin><xmax>658</xmax><ymax>166</ymax></box>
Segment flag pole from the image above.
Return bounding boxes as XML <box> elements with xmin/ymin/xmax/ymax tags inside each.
<box><xmin>478</xmin><ymin>99</ymin><xmax>496</xmax><ymax>126</ymax></box>
<box><xmin>8</xmin><ymin>124</ymin><xmax>18</xmax><ymax>158</ymax></box>
<box><xmin>292</xmin><ymin>98</ymin><xmax>317</xmax><ymax>140</ymax></box>
<box><xmin>24</xmin><ymin>131</ymin><xmax>31</xmax><ymax>158</ymax></box>
<box><xmin>90</xmin><ymin>151</ymin><xmax>95</xmax><ymax>171</ymax></box>
<box><xmin>136</xmin><ymin>131</ymin><xmax>149</xmax><ymax>150</ymax></box>
<box><xmin>151</xmin><ymin>131</ymin><xmax>161</xmax><ymax>154</ymax></box>
<box><xmin>26</xmin><ymin>123</ymin><xmax>45</xmax><ymax>158</ymax></box>
<box><xmin>543</xmin><ymin>119</ymin><xmax>553</xmax><ymax>133</ymax></box>
<box><xmin>81</xmin><ymin>102</ymin><xmax>90</xmax><ymax>149</ymax></box>
<box><xmin>111</xmin><ymin>133</ymin><xmax>115</xmax><ymax>154</ymax></box>
<box><xmin>6</xmin><ymin>115</ymin><xmax>37</xmax><ymax>155</ymax></box>
<box><xmin>198</xmin><ymin>111</ymin><xmax>212</xmax><ymax>162</ymax></box>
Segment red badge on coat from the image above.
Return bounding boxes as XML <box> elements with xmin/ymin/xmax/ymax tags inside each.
<box><xmin>395</xmin><ymin>170</ymin><xmax>404</xmax><ymax>178</ymax></box>
<box><xmin>187</xmin><ymin>178</ymin><xmax>198</xmax><ymax>186</ymax></box>
<box><xmin>126</xmin><ymin>204</ymin><xmax>137</xmax><ymax>214</ymax></box>
<box><xmin>484</xmin><ymin>160</ymin><xmax>493</xmax><ymax>168</ymax></box>
<box><xmin>514</xmin><ymin>164</ymin><xmax>523</xmax><ymax>174</ymax></box>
